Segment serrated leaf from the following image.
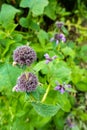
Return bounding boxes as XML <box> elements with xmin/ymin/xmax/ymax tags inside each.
<box><xmin>0</xmin><ymin>4</ymin><xmax>20</xmax><ymax>26</ymax></box>
<box><xmin>20</xmin><ymin>0</ymin><xmax>49</xmax><ymax>16</ymax></box>
<box><xmin>54</xmin><ymin>61</ymin><xmax>71</xmax><ymax>83</ymax></box>
<box><xmin>32</xmin><ymin>102</ymin><xmax>60</xmax><ymax>117</ymax></box>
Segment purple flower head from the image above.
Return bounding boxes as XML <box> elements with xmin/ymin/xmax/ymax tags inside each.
<box><xmin>55</xmin><ymin>21</ymin><xmax>64</xmax><ymax>28</ymax></box>
<box><xmin>12</xmin><ymin>73</ymin><xmax>38</xmax><ymax>92</ymax></box>
<box><xmin>13</xmin><ymin>45</ymin><xmax>36</xmax><ymax>67</ymax></box>
<box><xmin>44</xmin><ymin>53</ymin><xmax>57</xmax><ymax>64</ymax></box>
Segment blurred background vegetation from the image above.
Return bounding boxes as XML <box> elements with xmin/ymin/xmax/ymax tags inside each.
<box><xmin>0</xmin><ymin>0</ymin><xmax>87</xmax><ymax>130</ymax></box>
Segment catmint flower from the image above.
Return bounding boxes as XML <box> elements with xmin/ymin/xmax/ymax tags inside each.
<box><xmin>55</xmin><ymin>33</ymin><xmax>66</xmax><ymax>43</ymax></box>
<box><xmin>44</xmin><ymin>53</ymin><xmax>57</xmax><ymax>64</ymax></box>
<box><xmin>50</xmin><ymin>33</ymin><xmax>66</xmax><ymax>45</ymax></box>
<box><xmin>55</xmin><ymin>21</ymin><xmax>64</xmax><ymax>28</ymax></box>
<box><xmin>66</xmin><ymin>118</ymin><xmax>75</xmax><ymax>128</ymax></box>
<box><xmin>54</xmin><ymin>85</ymin><xmax>65</xmax><ymax>94</ymax></box>
<box><xmin>13</xmin><ymin>45</ymin><xmax>36</xmax><ymax>66</ymax></box>
<box><xmin>54</xmin><ymin>82</ymin><xmax>71</xmax><ymax>94</ymax></box>
<box><xmin>12</xmin><ymin>73</ymin><xmax>38</xmax><ymax>92</ymax></box>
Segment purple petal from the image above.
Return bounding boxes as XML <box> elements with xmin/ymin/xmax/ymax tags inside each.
<box><xmin>44</xmin><ymin>53</ymin><xmax>50</xmax><ymax>59</ymax></box>
<box><xmin>59</xmin><ymin>33</ymin><xmax>64</xmax><ymax>39</ymax></box>
<box><xmin>56</xmin><ymin>40</ymin><xmax>59</xmax><ymax>45</ymax></box>
<box><xmin>54</xmin><ymin>85</ymin><xmax>61</xmax><ymax>90</ymax></box>
<box><xmin>61</xmin><ymin>37</ymin><xmax>66</xmax><ymax>42</ymax></box>
<box><xmin>60</xmin><ymin>87</ymin><xmax>65</xmax><ymax>94</ymax></box>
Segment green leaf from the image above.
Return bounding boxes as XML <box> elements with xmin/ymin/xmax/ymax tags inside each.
<box><xmin>54</xmin><ymin>61</ymin><xmax>71</xmax><ymax>83</ymax></box>
<box><xmin>33</xmin><ymin>61</ymin><xmax>46</xmax><ymax>72</ymax></box>
<box><xmin>76</xmin><ymin>81</ymin><xmax>87</xmax><ymax>92</ymax></box>
<box><xmin>62</xmin><ymin>46</ymin><xmax>75</xmax><ymax>59</ymax></box>
<box><xmin>19</xmin><ymin>17</ymin><xmax>40</xmax><ymax>31</ymax></box>
<box><xmin>56</xmin><ymin>93</ymin><xmax>71</xmax><ymax>112</ymax></box>
<box><xmin>0</xmin><ymin>4</ymin><xmax>20</xmax><ymax>26</ymax></box>
<box><xmin>32</xmin><ymin>102</ymin><xmax>60</xmax><ymax>117</ymax></box>
<box><xmin>79</xmin><ymin>45</ymin><xmax>87</xmax><ymax>62</ymax></box>
<box><xmin>37</xmin><ymin>29</ymin><xmax>48</xmax><ymax>46</ymax></box>
<box><xmin>0</xmin><ymin>62</ymin><xmax>22</xmax><ymax>91</ymax></box>
<box><xmin>20</xmin><ymin>0</ymin><xmax>49</xmax><ymax>16</ymax></box>
<box><xmin>61</xmin><ymin>26</ymin><xmax>69</xmax><ymax>35</ymax></box>
<box><xmin>28</xmin><ymin>86</ymin><xmax>45</xmax><ymax>101</ymax></box>
<box><xmin>1</xmin><ymin>39</ymin><xmax>15</xmax><ymax>57</ymax></box>
<box><xmin>44</xmin><ymin>0</ymin><xmax>57</xmax><ymax>20</ymax></box>
<box><xmin>71</xmin><ymin>125</ymin><xmax>80</xmax><ymax>130</ymax></box>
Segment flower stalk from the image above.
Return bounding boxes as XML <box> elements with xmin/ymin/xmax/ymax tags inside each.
<box><xmin>41</xmin><ymin>84</ymin><xmax>51</xmax><ymax>103</ymax></box>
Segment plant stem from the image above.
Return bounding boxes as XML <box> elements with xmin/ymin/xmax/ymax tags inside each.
<box><xmin>41</xmin><ymin>84</ymin><xmax>51</xmax><ymax>103</ymax></box>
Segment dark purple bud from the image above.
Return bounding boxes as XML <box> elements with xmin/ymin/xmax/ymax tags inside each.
<box><xmin>12</xmin><ymin>73</ymin><xmax>38</xmax><ymax>92</ymax></box>
<box><xmin>54</xmin><ymin>34</ymin><xmax>60</xmax><ymax>40</ymax></box>
<box><xmin>13</xmin><ymin>45</ymin><xmax>36</xmax><ymax>67</ymax></box>
<box><xmin>55</xmin><ymin>21</ymin><xmax>64</xmax><ymax>28</ymax></box>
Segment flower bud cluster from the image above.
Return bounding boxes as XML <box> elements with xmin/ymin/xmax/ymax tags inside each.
<box><xmin>13</xmin><ymin>45</ymin><xmax>38</xmax><ymax>92</ymax></box>
<box><xmin>13</xmin><ymin>45</ymin><xmax>36</xmax><ymax>66</ymax></box>
<box><xmin>13</xmin><ymin>73</ymin><xmax>38</xmax><ymax>92</ymax></box>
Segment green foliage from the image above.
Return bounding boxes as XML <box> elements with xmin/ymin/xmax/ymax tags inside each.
<box><xmin>0</xmin><ymin>0</ymin><xmax>87</xmax><ymax>130</ymax></box>
<box><xmin>0</xmin><ymin>4</ymin><xmax>20</xmax><ymax>26</ymax></box>
<box><xmin>20</xmin><ymin>0</ymin><xmax>49</xmax><ymax>16</ymax></box>
<box><xmin>32</xmin><ymin>102</ymin><xmax>60</xmax><ymax>117</ymax></box>
<box><xmin>0</xmin><ymin>62</ymin><xmax>22</xmax><ymax>91</ymax></box>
